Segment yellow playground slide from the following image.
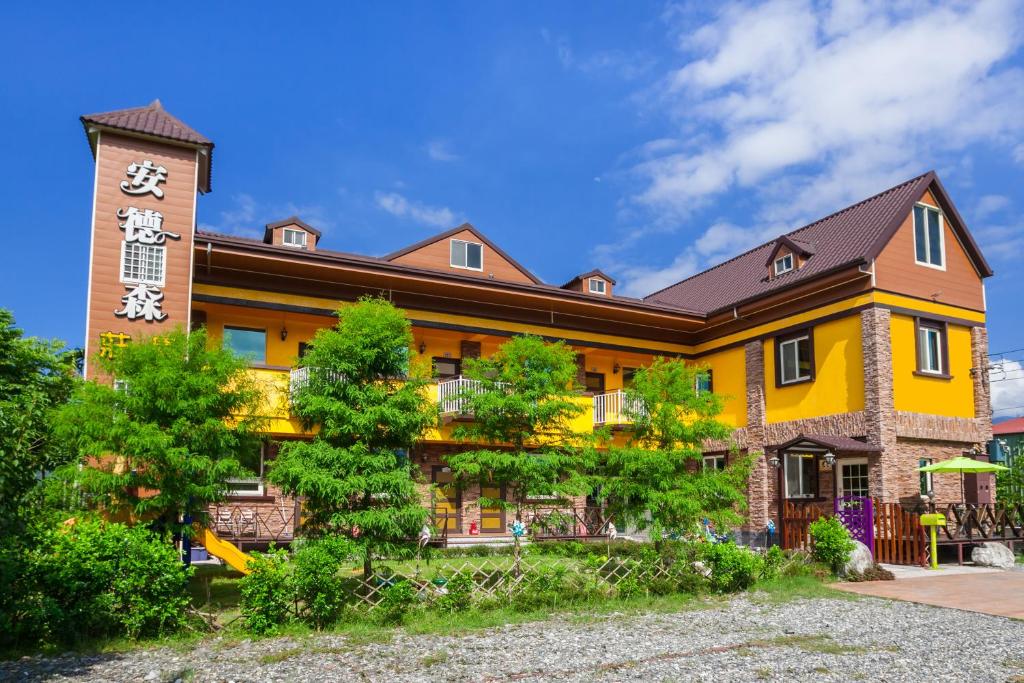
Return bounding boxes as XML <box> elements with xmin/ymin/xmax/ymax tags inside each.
<box><xmin>199</xmin><ymin>527</ymin><xmax>254</xmax><ymax>575</ymax></box>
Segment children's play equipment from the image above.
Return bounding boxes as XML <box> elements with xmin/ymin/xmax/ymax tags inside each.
<box><xmin>198</xmin><ymin>527</ymin><xmax>254</xmax><ymax>575</ymax></box>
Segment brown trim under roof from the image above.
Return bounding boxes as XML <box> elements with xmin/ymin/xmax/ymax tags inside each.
<box><xmin>381</xmin><ymin>222</ymin><xmax>545</xmax><ymax>285</ymax></box>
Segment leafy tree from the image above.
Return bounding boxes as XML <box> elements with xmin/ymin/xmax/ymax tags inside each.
<box><xmin>995</xmin><ymin>441</ymin><xmax>1024</xmax><ymax>505</ymax></box>
<box><xmin>0</xmin><ymin>308</ymin><xmax>78</xmax><ymax>536</ymax></box>
<box><xmin>53</xmin><ymin>327</ymin><xmax>264</xmax><ymax>537</ymax></box>
<box><xmin>448</xmin><ymin>335</ymin><xmax>592</xmax><ymax>573</ymax></box>
<box><xmin>593</xmin><ymin>358</ymin><xmax>751</xmax><ymax>543</ymax></box>
<box><xmin>268</xmin><ymin>297</ymin><xmax>436</xmax><ymax>577</ymax></box>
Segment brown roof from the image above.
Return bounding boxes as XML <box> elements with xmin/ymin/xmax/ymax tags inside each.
<box><xmin>645</xmin><ymin>171</ymin><xmax>993</xmax><ymax>314</ymax></box>
<box><xmin>264</xmin><ymin>216</ymin><xmax>322</xmax><ymax>243</ymax></box>
<box><xmin>561</xmin><ymin>269</ymin><xmax>617</xmax><ymax>288</ymax></box>
<box><xmin>383</xmin><ymin>223</ymin><xmax>544</xmax><ymax>285</ymax></box>
<box><xmin>773</xmin><ymin>434</ymin><xmax>878</xmax><ymax>452</ymax></box>
<box><xmin>993</xmin><ymin>417</ymin><xmax>1024</xmax><ymax>435</ymax></box>
<box><xmin>81</xmin><ymin>99</ymin><xmax>212</xmax><ymax>146</ymax></box>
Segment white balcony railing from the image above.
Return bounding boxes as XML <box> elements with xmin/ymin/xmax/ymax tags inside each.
<box><xmin>437</xmin><ymin>375</ymin><xmax>488</xmax><ymax>414</ymax></box>
<box><xmin>288</xmin><ymin>366</ymin><xmax>345</xmax><ymax>401</ymax></box>
<box><xmin>592</xmin><ymin>390</ymin><xmax>645</xmax><ymax>426</ymax></box>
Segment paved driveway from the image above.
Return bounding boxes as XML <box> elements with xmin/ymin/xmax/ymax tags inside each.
<box><xmin>833</xmin><ymin>568</ymin><xmax>1024</xmax><ymax>619</ymax></box>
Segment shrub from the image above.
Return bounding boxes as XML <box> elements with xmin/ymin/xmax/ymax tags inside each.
<box><xmin>808</xmin><ymin>517</ymin><xmax>855</xmax><ymax>574</ymax></box>
<box><xmin>435</xmin><ymin>572</ymin><xmax>474</xmax><ymax>613</ymax></box>
<box><xmin>292</xmin><ymin>536</ymin><xmax>358</xmax><ymax>630</ymax></box>
<box><xmin>845</xmin><ymin>564</ymin><xmax>895</xmax><ymax>582</ymax></box>
<box><xmin>697</xmin><ymin>542</ymin><xmax>764</xmax><ymax>593</ymax></box>
<box><xmin>11</xmin><ymin>520</ymin><xmax>191</xmax><ymax>646</ymax></box>
<box><xmin>376</xmin><ymin>580</ymin><xmax>417</xmax><ymax>624</ymax></box>
<box><xmin>239</xmin><ymin>547</ymin><xmax>293</xmax><ymax>635</ymax></box>
<box><xmin>761</xmin><ymin>545</ymin><xmax>785</xmax><ymax>581</ymax></box>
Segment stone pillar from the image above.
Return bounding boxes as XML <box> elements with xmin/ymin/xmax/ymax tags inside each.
<box><xmin>744</xmin><ymin>340</ymin><xmax>770</xmax><ymax>543</ymax></box>
<box><xmin>971</xmin><ymin>326</ymin><xmax>993</xmax><ymax>444</ymax></box>
<box><xmin>861</xmin><ymin>308</ymin><xmax>897</xmax><ymax>501</ymax></box>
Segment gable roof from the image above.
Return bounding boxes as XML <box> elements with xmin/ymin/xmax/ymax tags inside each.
<box><xmin>561</xmin><ymin>269</ymin><xmax>617</xmax><ymax>288</ymax></box>
<box><xmin>645</xmin><ymin>171</ymin><xmax>993</xmax><ymax>314</ymax></box>
<box><xmin>80</xmin><ymin>100</ymin><xmax>213</xmax><ymax>193</ymax></box>
<box><xmin>264</xmin><ymin>216</ymin><xmax>322</xmax><ymax>244</ymax></box>
<box><xmin>383</xmin><ymin>222</ymin><xmax>544</xmax><ymax>284</ymax></box>
<box><xmin>773</xmin><ymin>434</ymin><xmax>877</xmax><ymax>452</ymax></box>
<box><xmin>764</xmin><ymin>235</ymin><xmax>816</xmax><ymax>268</ymax></box>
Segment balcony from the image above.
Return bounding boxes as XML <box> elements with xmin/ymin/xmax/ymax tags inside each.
<box><xmin>592</xmin><ymin>390</ymin><xmax>645</xmax><ymax>426</ymax></box>
<box><xmin>288</xmin><ymin>366</ymin><xmax>345</xmax><ymax>401</ymax></box>
<box><xmin>437</xmin><ymin>375</ymin><xmax>489</xmax><ymax>415</ymax></box>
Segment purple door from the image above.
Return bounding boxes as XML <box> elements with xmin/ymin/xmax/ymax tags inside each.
<box><xmin>834</xmin><ymin>495</ymin><xmax>874</xmax><ymax>557</ymax></box>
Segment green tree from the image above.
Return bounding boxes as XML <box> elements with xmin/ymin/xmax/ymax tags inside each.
<box><xmin>0</xmin><ymin>309</ymin><xmax>78</xmax><ymax>536</ymax></box>
<box><xmin>448</xmin><ymin>335</ymin><xmax>592</xmax><ymax>573</ymax></box>
<box><xmin>267</xmin><ymin>297</ymin><xmax>436</xmax><ymax>577</ymax></box>
<box><xmin>995</xmin><ymin>442</ymin><xmax>1024</xmax><ymax>505</ymax></box>
<box><xmin>593</xmin><ymin>358</ymin><xmax>751</xmax><ymax>542</ymax></box>
<box><xmin>54</xmin><ymin>327</ymin><xmax>264</xmax><ymax>537</ymax></box>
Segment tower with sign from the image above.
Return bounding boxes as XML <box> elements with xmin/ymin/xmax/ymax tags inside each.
<box><xmin>80</xmin><ymin>101</ymin><xmax>212</xmax><ymax>379</ymax></box>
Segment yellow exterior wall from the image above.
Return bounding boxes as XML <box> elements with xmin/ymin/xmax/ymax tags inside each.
<box><xmin>764</xmin><ymin>315</ymin><xmax>865</xmax><ymax>423</ymax></box>
<box><xmin>692</xmin><ymin>346</ymin><xmax>747</xmax><ymax>427</ymax></box>
<box><xmin>891</xmin><ymin>314</ymin><xmax>975</xmax><ymax>418</ymax></box>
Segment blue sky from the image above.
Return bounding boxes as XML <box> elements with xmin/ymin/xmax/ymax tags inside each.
<box><xmin>2</xmin><ymin>2</ymin><xmax>1023</xmax><ymax>411</ymax></box>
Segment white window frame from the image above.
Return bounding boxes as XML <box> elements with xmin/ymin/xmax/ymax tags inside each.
<box><xmin>784</xmin><ymin>452</ymin><xmax>816</xmax><ymax>499</ymax></box>
<box><xmin>919</xmin><ymin>458</ymin><xmax>934</xmax><ymax>496</ymax></box>
<box><xmin>774</xmin><ymin>253</ymin><xmax>794</xmax><ymax>276</ymax></box>
<box><xmin>588</xmin><ymin>278</ymin><xmax>607</xmax><ymax>294</ymax></box>
<box><xmin>450</xmin><ymin>239</ymin><xmax>484</xmax><ymax>271</ymax></box>
<box><xmin>227</xmin><ymin>443</ymin><xmax>265</xmax><ymax>497</ymax></box>
<box><xmin>837</xmin><ymin>457</ymin><xmax>869</xmax><ymax>497</ymax></box>
<box><xmin>913</xmin><ymin>202</ymin><xmax>946</xmax><ymax>271</ymax></box>
<box><xmin>119</xmin><ymin>241</ymin><xmax>166</xmax><ymax>286</ymax></box>
<box><xmin>282</xmin><ymin>228</ymin><xmax>308</xmax><ymax>249</ymax></box>
<box><xmin>703</xmin><ymin>454</ymin><xmax>726</xmax><ymax>471</ymax></box>
<box><xmin>918</xmin><ymin>325</ymin><xmax>943</xmax><ymax>375</ymax></box>
<box><xmin>779</xmin><ymin>335</ymin><xmax>811</xmax><ymax>385</ymax></box>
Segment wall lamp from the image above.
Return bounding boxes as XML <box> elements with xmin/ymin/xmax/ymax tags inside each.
<box><xmin>280</xmin><ymin>327</ymin><xmax>288</xmax><ymax>342</ymax></box>
<box><xmin>768</xmin><ymin>455</ymin><xmax>781</xmax><ymax>469</ymax></box>
<box><xmin>419</xmin><ymin>341</ymin><xmax>427</xmax><ymax>354</ymax></box>
<box><xmin>613</xmin><ymin>362</ymin><xmax>621</xmax><ymax>374</ymax></box>
<box><xmin>823</xmin><ymin>451</ymin><xmax>836</xmax><ymax>467</ymax></box>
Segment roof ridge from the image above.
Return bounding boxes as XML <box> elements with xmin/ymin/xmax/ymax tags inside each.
<box><xmin>643</xmin><ymin>171</ymin><xmax>932</xmax><ymax>302</ymax></box>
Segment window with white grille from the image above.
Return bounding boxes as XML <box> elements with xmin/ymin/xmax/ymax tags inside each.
<box><xmin>120</xmin><ymin>242</ymin><xmax>166</xmax><ymax>286</ymax></box>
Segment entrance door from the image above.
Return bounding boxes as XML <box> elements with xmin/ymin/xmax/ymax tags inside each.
<box><xmin>479</xmin><ymin>484</ymin><xmax>505</xmax><ymax>533</ymax></box>
<box><xmin>432</xmin><ymin>466</ymin><xmax>461</xmax><ymax>533</ymax></box>
<box><xmin>837</xmin><ymin>458</ymin><xmax>870</xmax><ymax>498</ymax></box>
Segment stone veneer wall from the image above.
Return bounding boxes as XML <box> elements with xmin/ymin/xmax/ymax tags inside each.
<box><xmin>861</xmin><ymin>308</ymin><xmax>897</xmax><ymax>500</ymax></box>
<box><xmin>743</xmin><ymin>340</ymin><xmax>769</xmax><ymax>540</ymax></box>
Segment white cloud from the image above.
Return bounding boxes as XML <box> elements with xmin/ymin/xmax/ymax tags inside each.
<box><xmin>374</xmin><ymin>191</ymin><xmax>458</xmax><ymax>228</ymax></box>
<box><xmin>425</xmin><ymin>139</ymin><xmax>459</xmax><ymax>162</ymax></box>
<box><xmin>198</xmin><ymin>193</ymin><xmax>331</xmax><ymax>238</ymax></box>
<box><xmin>612</xmin><ymin>0</ymin><xmax>1024</xmax><ymax>297</ymax></box>
<box><xmin>975</xmin><ymin>194</ymin><xmax>1011</xmax><ymax>220</ymax></box>
<box><xmin>991</xmin><ymin>359</ymin><xmax>1024</xmax><ymax>417</ymax></box>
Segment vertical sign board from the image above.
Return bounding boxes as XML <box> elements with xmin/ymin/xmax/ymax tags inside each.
<box><xmin>83</xmin><ymin>132</ymin><xmax>199</xmax><ymax>379</ymax></box>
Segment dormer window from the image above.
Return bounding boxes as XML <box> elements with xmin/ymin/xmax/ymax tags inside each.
<box><xmin>282</xmin><ymin>228</ymin><xmax>308</xmax><ymax>249</ymax></box>
<box><xmin>589</xmin><ymin>278</ymin><xmax>606</xmax><ymax>294</ymax></box>
<box><xmin>914</xmin><ymin>204</ymin><xmax>944</xmax><ymax>269</ymax></box>
<box><xmin>774</xmin><ymin>253</ymin><xmax>794</xmax><ymax>276</ymax></box>
<box><xmin>450</xmin><ymin>239</ymin><xmax>483</xmax><ymax>271</ymax></box>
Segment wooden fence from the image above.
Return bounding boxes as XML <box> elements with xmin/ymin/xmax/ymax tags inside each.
<box><xmin>782</xmin><ymin>500</ymin><xmax>927</xmax><ymax>566</ymax></box>
<box><xmin>781</xmin><ymin>501</ymin><xmax>824</xmax><ymax>551</ymax></box>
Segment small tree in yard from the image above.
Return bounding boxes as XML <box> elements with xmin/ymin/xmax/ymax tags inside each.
<box><xmin>54</xmin><ymin>327</ymin><xmax>264</xmax><ymax>538</ymax></box>
<box><xmin>448</xmin><ymin>335</ymin><xmax>592</xmax><ymax>573</ymax></box>
<box><xmin>268</xmin><ymin>297</ymin><xmax>437</xmax><ymax>578</ymax></box>
<box><xmin>594</xmin><ymin>358</ymin><xmax>752</xmax><ymax>543</ymax></box>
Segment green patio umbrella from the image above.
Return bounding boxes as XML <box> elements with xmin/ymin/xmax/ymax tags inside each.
<box><xmin>917</xmin><ymin>456</ymin><xmax>1009</xmax><ymax>502</ymax></box>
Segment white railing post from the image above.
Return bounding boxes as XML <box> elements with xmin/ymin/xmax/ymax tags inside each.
<box><xmin>592</xmin><ymin>390</ymin><xmax>645</xmax><ymax>426</ymax></box>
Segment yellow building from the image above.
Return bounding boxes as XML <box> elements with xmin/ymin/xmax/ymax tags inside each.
<box><xmin>80</xmin><ymin>102</ymin><xmax>993</xmax><ymax>547</ymax></box>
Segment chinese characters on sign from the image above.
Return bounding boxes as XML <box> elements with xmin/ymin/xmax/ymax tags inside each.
<box><xmin>98</xmin><ymin>331</ymin><xmax>131</xmax><ymax>359</ymax></box>
<box><xmin>114</xmin><ymin>159</ymin><xmax>172</xmax><ymax>322</ymax></box>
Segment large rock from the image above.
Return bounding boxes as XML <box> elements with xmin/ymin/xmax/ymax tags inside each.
<box><xmin>971</xmin><ymin>542</ymin><xmax>1015</xmax><ymax>569</ymax></box>
<box><xmin>842</xmin><ymin>540</ymin><xmax>874</xmax><ymax>576</ymax></box>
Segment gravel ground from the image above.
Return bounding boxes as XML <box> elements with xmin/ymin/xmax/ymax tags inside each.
<box><xmin>3</xmin><ymin>594</ymin><xmax>1023</xmax><ymax>682</ymax></box>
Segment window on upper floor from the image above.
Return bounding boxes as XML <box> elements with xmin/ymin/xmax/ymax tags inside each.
<box><xmin>776</xmin><ymin>330</ymin><xmax>814</xmax><ymax>386</ymax></box>
<box><xmin>589</xmin><ymin>278</ymin><xmax>606</xmax><ymax>294</ymax></box>
<box><xmin>703</xmin><ymin>454</ymin><xmax>726</xmax><ymax>471</ymax></box>
<box><xmin>282</xmin><ymin>228</ymin><xmax>308</xmax><ymax>249</ymax></box>
<box><xmin>695</xmin><ymin>369</ymin><xmax>713</xmax><ymax>394</ymax></box>
<box><xmin>774</xmin><ymin>253</ymin><xmax>794</xmax><ymax>276</ymax></box>
<box><xmin>224</xmin><ymin>326</ymin><xmax>267</xmax><ymax>364</ymax></box>
<box><xmin>450</xmin><ymin>239</ymin><xmax>483</xmax><ymax>271</ymax></box>
<box><xmin>227</xmin><ymin>441</ymin><xmax>265</xmax><ymax>497</ymax></box>
<box><xmin>916</xmin><ymin>318</ymin><xmax>948</xmax><ymax>377</ymax></box>
<box><xmin>914</xmin><ymin>204</ymin><xmax>944</xmax><ymax>269</ymax></box>
<box><xmin>121</xmin><ymin>242</ymin><xmax>166</xmax><ymax>286</ymax></box>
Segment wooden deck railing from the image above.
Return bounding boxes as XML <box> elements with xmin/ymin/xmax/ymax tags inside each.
<box><xmin>209</xmin><ymin>503</ymin><xmax>298</xmax><ymax>544</ymax></box>
<box><xmin>926</xmin><ymin>503</ymin><xmax>1024</xmax><ymax>543</ymax></box>
<box><xmin>527</xmin><ymin>506</ymin><xmax>613</xmax><ymax>539</ymax></box>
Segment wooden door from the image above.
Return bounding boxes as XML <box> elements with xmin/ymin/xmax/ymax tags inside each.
<box><xmin>479</xmin><ymin>484</ymin><xmax>505</xmax><ymax>534</ymax></box>
<box><xmin>432</xmin><ymin>466</ymin><xmax>461</xmax><ymax>532</ymax></box>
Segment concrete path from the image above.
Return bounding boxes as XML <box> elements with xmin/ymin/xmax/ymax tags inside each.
<box><xmin>833</xmin><ymin>567</ymin><xmax>1024</xmax><ymax>619</ymax></box>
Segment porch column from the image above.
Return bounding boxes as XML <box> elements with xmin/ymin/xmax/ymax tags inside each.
<box><xmin>861</xmin><ymin>308</ymin><xmax>897</xmax><ymax>501</ymax></box>
<box><xmin>744</xmin><ymin>339</ymin><xmax>770</xmax><ymax>537</ymax></box>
